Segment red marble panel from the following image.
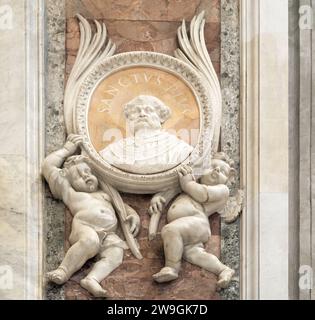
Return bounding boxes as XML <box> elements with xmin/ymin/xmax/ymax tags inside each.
<box><xmin>66</xmin><ymin>18</ymin><xmax>220</xmax><ymax>76</ymax></box>
<box><xmin>66</xmin><ymin>0</ymin><xmax>220</xmax><ymax>23</ymax></box>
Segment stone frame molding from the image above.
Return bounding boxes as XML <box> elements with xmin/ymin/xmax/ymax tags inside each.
<box><xmin>75</xmin><ymin>51</ymin><xmax>214</xmax><ymax>193</ymax></box>
<box><xmin>240</xmin><ymin>0</ymin><xmax>289</xmax><ymax>300</ymax></box>
<box><xmin>25</xmin><ymin>0</ymin><xmax>45</xmax><ymax>300</ymax></box>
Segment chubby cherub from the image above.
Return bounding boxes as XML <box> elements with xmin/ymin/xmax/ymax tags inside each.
<box><xmin>42</xmin><ymin>134</ymin><xmax>140</xmax><ymax>297</ymax></box>
<box><xmin>152</xmin><ymin>153</ymin><xmax>236</xmax><ymax>288</ymax></box>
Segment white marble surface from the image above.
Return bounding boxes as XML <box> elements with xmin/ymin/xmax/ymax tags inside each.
<box><xmin>0</xmin><ymin>155</ymin><xmax>26</xmax><ymax>299</ymax></box>
<box><xmin>0</xmin><ymin>0</ymin><xmax>26</xmax><ymax>299</ymax></box>
<box><xmin>259</xmin><ymin>192</ymin><xmax>289</xmax><ymax>299</ymax></box>
<box><xmin>0</xmin><ymin>0</ymin><xmax>44</xmax><ymax>300</ymax></box>
<box><xmin>0</xmin><ymin>1</ymin><xmax>25</xmax><ymax>155</ymax></box>
<box><xmin>240</xmin><ymin>0</ymin><xmax>289</xmax><ymax>300</ymax></box>
<box><xmin>259</xmin><ymin>0</ymin><xmax>289</xmax><ymax>300</ymax></box>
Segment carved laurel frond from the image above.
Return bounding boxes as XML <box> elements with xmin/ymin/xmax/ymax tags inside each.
<box><xmin>175</xmin><ymin>11</ymin><xmax>222</xmax><ymax>153</ymax></box>
<box><xmin>64</xmin><ymin>14</ymin><xmax>116</xmax><ymax>134</ymax></box>
<box><xmin>99</xmin><ymin>180</ymin><xmax>143</xmax><ymax>260</ymax></box>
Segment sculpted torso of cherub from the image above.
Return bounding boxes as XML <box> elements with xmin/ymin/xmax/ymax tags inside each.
<box><xmin>42</xmin><ymin>135</ymin><xmax>139</xmax><ymax>298</ymax></box>
<box><xmin>58</xmin><ymin>162</ymin><xmax>117</xmax><ymax>231</ymax></box>
<box><xmin>152</xmin><ymin>154</ymin><xmax>236</xmax><ymax>288</ymax></box>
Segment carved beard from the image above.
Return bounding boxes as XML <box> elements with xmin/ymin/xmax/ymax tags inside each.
<box><xmin>130</xmin><ymin>117</ymin><xmax>162</xmax><ymax>134</ymax></box>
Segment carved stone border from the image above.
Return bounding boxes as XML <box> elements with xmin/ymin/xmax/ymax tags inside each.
<box><xmin>25</xmin><ymin>0</ymin><xmax>45</xmax><ymax>299</ymax></box>
<box><xmin>45</xmin><ymin>0</ymin><xmax>66</xmax><ymax>300</ymax></box>
<box><xmin>75</xmin><ymin>51</ymin><xmax>214</xmax><ymax>193</ymax></box>
<box><xmin>220</xmin><ymin>0</ymin><xmax>241</xmax><ymax>300</ymax></box>
<box><xmin>240</xmin><ymin>0</ymin><xmax>289</xmax><ymax>300</ymax></box>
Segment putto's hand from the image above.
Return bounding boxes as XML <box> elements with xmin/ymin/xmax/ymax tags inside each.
<box><xmin>148</xmin><ymin>196</ymin><xmax>166</xmax><ymax>216</ymax></box>
<box><xmin>67</xmin><ymin>134</ymin><xmax>84</xmax><ymax>146</ymax></box>
<box><xmin>177</xmin><ymin>165</ymin><xmax>193</xmax><ymax>177</ymax></box>
<box><xmin>126</xmin><ymin>214</ymin><xmax>140</xmax><ymax>237</ymax></box>
<box><xmin>64</xmin><ymin>134</ymin><xmax>84</xmax><ymax>154</ymax></box>
<box><xmin>178</xmin><ymin>165</ymin><xmax>195</xmax><ymax>189</ymax></box>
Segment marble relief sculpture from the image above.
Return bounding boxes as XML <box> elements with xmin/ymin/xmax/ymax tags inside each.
<box><xmin>42</xmin><ymin>135</ymin><xmax>140</xmax><ymax>297</ymax></box>
<box><xmin>99</xmin><ymin>95</ymin><xmax>194</xmax><ymax>174</ymax></box>
<box><xmin>152</xmin><ymin>156</ymin><xmax>236</xmax><ymax>288</ymax></box>
<box><xmin>43</xmin><ymin>11</ymin><xmax>242</xmax><ymax>298</ymax></box>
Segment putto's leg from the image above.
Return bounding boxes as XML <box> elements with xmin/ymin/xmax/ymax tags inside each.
<box><xmin>152</xmin><ymin>223</ymin><xmax>184</xmax><ymax>283</ymax></box>
<box><xmin>161</xmin><ymin>224</ymin><xmax>184</xmax><ymax>271</ymax></box>
<box><xmin>153</xmin><ymin>215</ymin><xmax>210</xmax><ymax>283</ymax></box>
<box><xmin>80</xmin><ymin>246</ymin><xmax>124</xmax><ymax>298</ymax></box>
<box><xmin>47</xmin><ymin>222</ymin><xmax>100</xmax><ymax>285</ymax></box>
<box><xmin>183</xmin><ymin>245</ymin><xmax>235</xmax><ymax>288</ymax></box>
<box><xmin>217</xmin><ymin>268</ymin><xmax>235</xmax><ymax>288</ymax></box>
<box><xmin>46</xmin><ymin>267</ymin><xmax>69</xmax><ymax>285</ymax></box>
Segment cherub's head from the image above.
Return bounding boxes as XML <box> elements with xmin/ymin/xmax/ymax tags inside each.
<box><xmin>124</xmin><ymin>95</ymin><xmax>171</xmax><ymax>133</ymax></box>
<box><xmin>63</xmin><ymin>155</ymin><xmax>99</xmax><ymax>193</ymax></box>
<box><xmin>200</xmin><ymin>152</ymin><xmax>236</xmax><ymax>186</ymax></box>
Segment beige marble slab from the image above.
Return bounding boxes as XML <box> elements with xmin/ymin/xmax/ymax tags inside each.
<box><xmin>0</xmin><ymin>0</ymin><xmax>44</xmax><ymax>300</ymax></box>
<box><xmin>0</xmin><ymin>0</ymin><xmax>26</xmax><ymax>300</ymax></box>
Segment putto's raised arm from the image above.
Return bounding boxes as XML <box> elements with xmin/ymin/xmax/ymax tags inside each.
<box><xmin>41</xmin><ymin>134</ymin><xmax>84</xmax><ymax>202</ymax></box>
<box><xmin>42</xmin><ymin>134</ymin><xmax>83</xmax><ymax>181</ymax></box>
<box><xmin>178</xmin><ymin>166</ymin><xmax>208</xmax><ymax>203</ymax></box>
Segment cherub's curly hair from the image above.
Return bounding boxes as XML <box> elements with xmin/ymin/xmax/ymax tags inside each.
<box><xmin>63</xmin><ymin>155</ymin><xmax>89</xmax><ymax>169</ymax></box>
<box><xmin>213</xmin><ymin>152</ymin><xmax>235</xmax><ymax>168</ymax></box>
<box><xmin>124</xmin><ymin>95</ymin><xmax>171</xmax><ymax>124</ymax></box>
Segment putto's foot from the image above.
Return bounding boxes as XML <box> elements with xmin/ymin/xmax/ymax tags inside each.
<box><xmin>217</xmin><ymin>267</ymin><xmax>235</xmax><ymax>289</ymax></box>
<box><xmin>47</xmin><ymin>268</ymin><xmax>68</xmax><ymax>285</ymax></box>
<box><xmin>153</xmin><ymin>267</ymin><xmax>178</xmax><ymax>283</ymax></box>
<box><xmin>80</xmin><ymin>277</ymin><xmax>108</xmax><ymax>298</ymax></box>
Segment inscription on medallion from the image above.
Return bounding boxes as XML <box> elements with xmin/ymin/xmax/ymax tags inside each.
<box><xmin>88</xmin><ymin>67</ymin><xmax>200</xmax><ymax>153</ymax></box>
